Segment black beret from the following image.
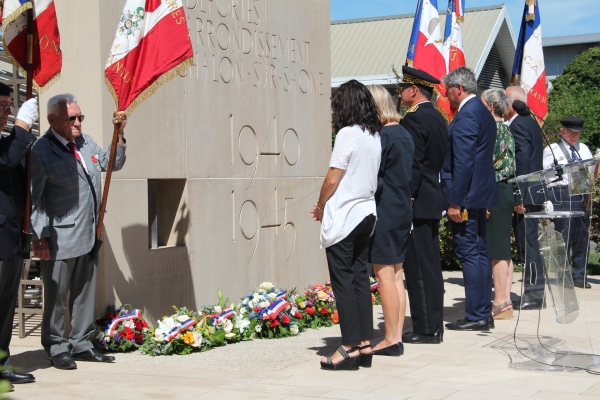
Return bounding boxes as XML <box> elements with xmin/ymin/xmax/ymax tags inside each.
<box><xmin>0</xmin><ymin>82</ymin><xmax>12</xmax><ymax>97</ymax></box>
<box><xmin>561</xmin><ymin>116</ymin><xmax>584</xmax><ymax>133</ymax></box>
<box><xmin>401</xmin><ymin>65</ymin><xmax>440</xmax><ymax>88</ymax></box>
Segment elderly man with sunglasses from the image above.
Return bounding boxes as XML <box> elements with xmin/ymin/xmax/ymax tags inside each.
<box><xmin>30</xmin><ymin>94</ymin><xmax>127</xmax><ymax>370</ymax></box>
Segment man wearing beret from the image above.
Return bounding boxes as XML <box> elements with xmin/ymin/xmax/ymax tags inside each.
<box><xmin>543</xmin><ymin>116</ymin><xmax>593</xmax><ymax>289</ymax></box>
<box><xmin>0</xmin><ymin>81</ymin><xmax>38</xmax><ymax>386</ymax></box>
<box><xmin>398</xmin><ymin>66</ymin><xmax>448</xmax><ymax>344</ymax></box>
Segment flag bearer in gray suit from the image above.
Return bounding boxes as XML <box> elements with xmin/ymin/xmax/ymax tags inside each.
<box><xmin>0</xmin><ymin>83</ymin><xmax>37</xmax><ymax>386</ymax></box>
<box><xmin>30</xmin><ymin>94</ymin><xmax>127</xmax><ymax>370</ymax></box>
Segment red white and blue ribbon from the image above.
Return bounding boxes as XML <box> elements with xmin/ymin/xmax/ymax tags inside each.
<box><xmin>212</xmin><ymin>309</ymin><xmax>235</xmax><ymax>325</ymax></box>
<box><xmin>262</xmin><ymin>299</ymin><xmax>290</xmax><ymax>321</ymax></box>
<box><xmin>160</xmin><ymin>318</ymin><xmax>197</xmax><ymax>342</ymax></box>
<box><xmin>276</xmin><ymin>290</ymin><xmax>288</xmax><ymax>301</ymax></box>
<box><xmin>105</xmin><ymin>309</ymin><xmax>142</xmax><ymax>337</ymax></box>
<box><xmin>370</xmin><ymin>281</ymin><xmax>379</xmax><ymax>291</ymax></box>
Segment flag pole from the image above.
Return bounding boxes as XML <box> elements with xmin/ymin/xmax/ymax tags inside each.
<box><xmin>20</xmin><ymin>6</ymin><xmax>34</xmax><ymax>253</ymax></box>
<box><xmin>93</xmin><ymin>116</ymin><xmax>122</xmax><ymax>253</ymax></box>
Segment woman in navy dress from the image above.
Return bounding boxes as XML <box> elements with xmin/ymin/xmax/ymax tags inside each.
<box><xmin>367</xmin><ymin>85</ymin><xmax>414</xmax><ymax>356</ymax></box>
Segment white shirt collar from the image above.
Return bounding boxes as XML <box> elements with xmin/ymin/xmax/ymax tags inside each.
<box><xmin>457</xmin><ymin>94</ymin><xmax>476</xmax><ymax>112</ymax></box>
<box><xmin>506</xmin><ymin>113</ymin><xmax>518</xmax><ymax>126</ymax></box>
<box><xmin>51</xmin><ymin>128</ymin><xmax>72</xmax><ymax>149</ymax></box>
<box><xmin>562</xmin><ymin>138</ymin><xmax>579</xmax><ymax>150</ymax></box>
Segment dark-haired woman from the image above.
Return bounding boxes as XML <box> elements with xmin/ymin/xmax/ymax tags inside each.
<box><xmin>310</xmin><ymin>79</ymin><xmax>382</xmax><ymax>371</ymax></box>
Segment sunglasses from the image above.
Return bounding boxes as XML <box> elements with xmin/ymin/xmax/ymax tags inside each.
<box><xmin>53</xmin><ymin>114</ymin><xmax>85</xmax><ymax>123</ymax></box>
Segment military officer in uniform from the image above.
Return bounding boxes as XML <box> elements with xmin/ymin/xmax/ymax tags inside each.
<box><xmin>543</xmin><ymin>117</ymin><xmax>593</xmax><ymax>289</ymax></box>
<box><xmin>398</xmin><ymin>66</ymin><xmax>448</xmax><ymax>344</ymax></box>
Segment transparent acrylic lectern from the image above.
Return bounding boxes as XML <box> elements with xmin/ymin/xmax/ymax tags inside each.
<box><xmin>490</xmin><ymin>158</ymin><xmax>600</xmax><ymax>372</ymax></box>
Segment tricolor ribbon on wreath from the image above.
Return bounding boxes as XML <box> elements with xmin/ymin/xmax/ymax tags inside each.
<box><xmin>212</xmin><ymin>309</ymin><xmax>236</xmax><ymax>325</ymax></box>
<box><xmin>105</xmin><ymin>309</ymin><xmax>142</xmax><ymax>337</ymax></box>
<box><xmin>276</xmin><ymin>290</ymin><xmax>288</xmax><ymax>301</ymax></box>
<box><xmin>262</xmin><ymin>299</ymin><xmax>290</xmax><ymax>321</ymax></box>
<box><xmin>159</xmin><ymin>318</ymin><xmax>198</xmax><ymax>342</ymax></box>
<box><xmin>370</xmin><ymin>281</ymin><xmax>379</xmax><ymax>291</ymax></box>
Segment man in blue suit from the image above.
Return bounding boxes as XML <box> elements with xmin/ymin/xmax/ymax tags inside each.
<box><xmin>441</xmin><ymin>67</ymin><xmax>498</xmax><ymax>331</ymax></box>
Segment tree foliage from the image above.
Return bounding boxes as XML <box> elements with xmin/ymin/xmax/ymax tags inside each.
<box><xmin>546</xmin><ymin>46</ymin><xmax>600</xmax><ymax>150</ymax></box>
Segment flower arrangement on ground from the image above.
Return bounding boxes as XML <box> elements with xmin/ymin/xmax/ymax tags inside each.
<box><xmin>140</xmin><ymin>306</ymin><xmax>208</xmax><ymax>356</ymax></box>
<box><xmin>197</xmin><ymin>290</ymin><xmax>251</xmax><ymax>344</ymax></box>
<box><xmin>93</xmin><ymin>305</ymin><xmax>150</xmax><ymax>352</ymax></box>
<box><xmin>238</xmin><ymin>282</ymin><xmax>301</xmax><ymax>339</ymax></box>
<box><xmin>370</xmin><ymin>277</ymin><xmax>381</xmax><ymax>305</ymax></box>
<box><xmin>294</xmin><ymin>283</ymin><xmax>338</xmax><ymax>329</ymax></box>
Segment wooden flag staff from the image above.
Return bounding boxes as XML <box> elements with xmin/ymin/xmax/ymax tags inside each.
<box><xmin>20</xmin><ymin>7</ymin><xmax>34</xmax><ymax>253</ymax></box>
<box><xmin>92</xmin><ymin>115</ymin><xmax>124</xmax><ymax>256</ymax></box>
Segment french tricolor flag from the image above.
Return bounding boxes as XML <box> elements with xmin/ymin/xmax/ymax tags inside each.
<box><xmin>407</xmin><ymin>0</ymin><xmax>452</xmax><ymax>120</ymax></box>
<box><xmin>105</xmin><ymin>0</ymin><xmax>193</xmax><ymax>115</ymax></box>
<box><xmin>443</xmin><ymin>0</ymin><xmax>466</xmax><ymax>73</ymax></box>
<box><xmin>512</xmin><ymin>0</ymin><xmax>548</xmax><ymax>120</ymax></box>
<box><xmin>1</xmin><ymin>0</ymin><xmax>62</xmax><ymax>92</ymax></box>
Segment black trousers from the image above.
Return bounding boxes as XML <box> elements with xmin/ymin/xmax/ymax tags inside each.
<box><xmin>0</xmin><ymin>256</ymin><xmax>24</xmax><ymax>365</ymax></box>
<box><xmin>552</xmin><ymin>188</ymin><xmax>590</xmax><ymax>283</ymax></box>
<box><xmin>325</xmin><ymin>215</ymin><xmax>375</xmax><ymax>346</ymax></box>
<box><xmin>513</xmin><ymin>205</ymin><xmax>545</xmax><ymax>300</ymax></box>
<box><xmin>404</xmin><ymin>219</ymin><xmax>444</xmax><ymax>334</ymax></box>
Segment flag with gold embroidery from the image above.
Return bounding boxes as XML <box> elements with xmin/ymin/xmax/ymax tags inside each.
<box><xmin>1</xmin><ymin>0</ymin><xmax>62</xmax><ymax>92</ymax></box>
<box><xmin>105</xmin><ymin>0</ymin><xmax>193</xmax><ymax>114</ymax></box>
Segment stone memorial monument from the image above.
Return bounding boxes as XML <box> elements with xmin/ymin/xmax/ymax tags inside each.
<box><xmin>39</xmin><ymin>0</ymin><xmax>331</xmax><ymax>322</ymax></box>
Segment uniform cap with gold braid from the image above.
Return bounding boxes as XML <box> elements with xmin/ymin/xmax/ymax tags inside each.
<box><xmin>400</xmin><ymin>65</ymin><xmax>440</xmax><ymax>88</ymax></box>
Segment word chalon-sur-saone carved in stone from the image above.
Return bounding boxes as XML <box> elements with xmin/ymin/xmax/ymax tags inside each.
<box><xmin>181</xmin><ymin>0</ymin><xmax>324</xmax><ymax>94</ymax></box>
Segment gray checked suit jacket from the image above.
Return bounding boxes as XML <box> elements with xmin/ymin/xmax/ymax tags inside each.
<box><xmin>30</xmin><ymin>129</ymin><xmax>126</xmax><ymax>260</ymax></box>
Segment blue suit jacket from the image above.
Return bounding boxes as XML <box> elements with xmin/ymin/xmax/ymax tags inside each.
<box><xmin>441</xmin><ymin>96</ymin><xmax>498</xmax><ymax>209</ymax></box>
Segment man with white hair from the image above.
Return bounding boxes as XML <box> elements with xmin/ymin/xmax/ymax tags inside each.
<box><xmin>30</xmin><ymin>94</ymin><xmax>128</xmax><ymax>369</ymax></box>
<box><xmin>505</xmin><ymin>86</ymin><xmax>545</xmax><ymax>310</ymax></box>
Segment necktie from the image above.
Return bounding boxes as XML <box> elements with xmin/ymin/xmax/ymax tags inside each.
<box><xmin>570</xmin><ymin>146</ymin><xmax>580</xmax><ymax>161</ymax></box>
<box><xmin>67</xmin><ymin>142</ymin><xmax>82</xmax><ymax>163</ymax></box>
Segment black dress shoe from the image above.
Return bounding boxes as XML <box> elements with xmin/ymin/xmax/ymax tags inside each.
<box><xmin>573</xmin><ymin>281</ymin><xmax>591</xmax><ymax>289</ymax></box>
<box><xmin>517</xmin><ymin>298</ymin><xmax>546</xmax><ymax>310</ymax></box>
<box><xmin>445</xmin><ymin>318</ymin><xmax>491</xmax><ymax>331</ymax></box>
<box><xmin>373</xmin><ymin>342</ymin><xmax>403</xmax><ymax>356</ymax></box>
<box><xmin>402</xmin><ymin>330</ymin><xmax>443</xmax><ymax>344</ymax></box>
<box><xmin>0</xmin><ymin>370</ymin><xmax>35</xmax><ymax>384</ymax></box>
<box><xmin>50</xmin><ymin>352</ymin><xmax>77</xmax><ymax>370</ymax></box>
<box><xmin>487</xmin><ymin>315</ymin><xmax>495</xmax><ymax>329</ymax></box>
<box><xmin>72</xmin><ymin>348</ymin><xmax>115</xmax><ymax>363</ymax></box>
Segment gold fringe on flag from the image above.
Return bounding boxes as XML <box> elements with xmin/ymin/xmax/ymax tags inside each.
<box><xmin>525</xmin><ymin>0</ymin><xmax>536</xmax><ymax>22</ymax></box>
<box><xmin>105</xmin><ymin>56</ymin><xmax>194</xmax><ymax>116</ymax></box>
<box><xmin>0</xmin><ymin>2</ymin><xmax>32</xmax><ymax>36</ymax></box>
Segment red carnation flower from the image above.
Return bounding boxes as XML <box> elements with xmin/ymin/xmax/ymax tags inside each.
<box><xmin>253</xmin><ymin>307</ymin><xmax>262</xmax><ymax>312</ymax></box>
<box><xmin>282</xmin><ymin>315</ymin><xmax>291</xmax><ymax>324</ymax></box>
<box><xmin>134</xmin><ymin>320</ymin><xmax>143</xmax><ymax>331</ymax></box>
<box><xmin>295</xmin><ymin>312</ymin><xmax>303</xmax><ymax>319</ymax></box>
<box><xmin>269</xmin><ymin>320</ymin><xmax>280</xmax><ymax>328</ymax></box>
<box><xmin>118</xmin><ymin>331</ymin><xmax>126</xmax><ymax>338</ymax></box>
<box><xmin>134</xmin><ymin>333</ymin><xmax>144</xmax><ymax>343</ymax></box>
<box><xmin>321</xmin><ymin>308</ymin><xmax>329</xmax><ymax>315</ymax></box>
<box><xmin>305</xmin><ymin>307</ymin><xmax>315</xmax><ymax>315</ymax></box>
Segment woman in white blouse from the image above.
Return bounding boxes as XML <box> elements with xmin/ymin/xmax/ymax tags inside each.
<box><xmin>310</xmin><ymin>80</ymin><xmax>382</xmax><ymax>371</ymax></box>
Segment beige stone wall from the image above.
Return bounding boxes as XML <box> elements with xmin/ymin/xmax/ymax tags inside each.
<box><xmin>40</xmin><ymin>0</ymin><xmax>331</xmax><ymax>322</ymax></box>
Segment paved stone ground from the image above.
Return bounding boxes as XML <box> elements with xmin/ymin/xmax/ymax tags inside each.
<box><xmin>5</xmin><ymin>271</ymin><xmax>600</xmax><ymax>399</ymax></box>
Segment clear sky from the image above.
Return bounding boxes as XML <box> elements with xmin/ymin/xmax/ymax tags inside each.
<box><xmin>331</xmin><ymin>0</ymin><xmax>600</xmax><ymax>39</ymax></box>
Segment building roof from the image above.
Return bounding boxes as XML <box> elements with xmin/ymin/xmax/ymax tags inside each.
<box><xmin>331</xmin><ymin>4</ymin><xmax>516</xmax><ymax>87</ymax></box>
<box><xmin>543</xmin><ymin>33</ymin><xmax>600</xmax><ymax>47</ymax></box>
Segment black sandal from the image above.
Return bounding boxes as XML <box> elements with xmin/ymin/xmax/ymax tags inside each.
<box><xmin>320</xmin><ymin>345</ymin><xmax>361</xmax><ymax>371</ymax></box>
<box><xmin>359</xmin><ymin>344</ymin><xmax>373</xmax><ymax>368</ymax></box>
